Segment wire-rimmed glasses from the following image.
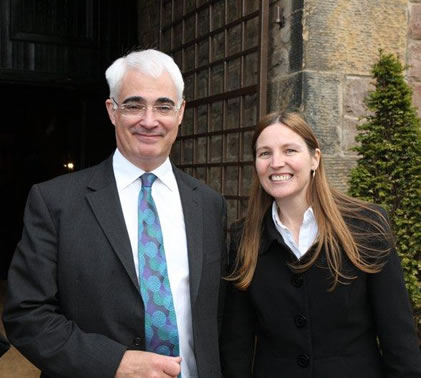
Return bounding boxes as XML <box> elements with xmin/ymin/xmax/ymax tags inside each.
<box><xmin>111</xmin><ymin>98</ymin><xmax>181</xmax><ymax>118</ymax></box>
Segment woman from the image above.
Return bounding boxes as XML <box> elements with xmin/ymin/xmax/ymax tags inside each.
<box><xmin>220</xmin><ymin>111</ymin><xmax>421</xmax><ymax>377</ymax></box>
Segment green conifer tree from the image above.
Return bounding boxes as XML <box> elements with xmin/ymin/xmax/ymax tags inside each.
<box><xmin>348</xmin><ymin>51</ymin><xmax>421</xmax><ymax>340</ymax></box>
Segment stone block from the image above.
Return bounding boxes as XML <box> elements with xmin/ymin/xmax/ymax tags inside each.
<box><xmin>267</xmin><ymin>81</ymin><xmax>280</xmax><ymax>113</ymax></box>
<box><xmin>409</xmin><ymin>3</ymin><xmax>421</xmax><ymax>39</ymax></box>
<box><xmin>270</xmin><ymin>0</ymin><xmax>292</xmax><ymax>50</ymax></box>
<box><xmin>410</xmin><ymin>81</ymin><xmax>421</xmax><ymax>118</ymax></box>
<box><xmin>269</xmin><ymin>0</ymin><xmax>303</xmax><ymax>74</ymax></box>
<box><xmin>344</xmin><ymin>76</ymin><xmax>373</xmax><ymax>118</ymax></box>
<box><xmin>408</xmin><ymin>41</ymin><xmax>421</xmax><ymax>79</ymax></box>
<box><xmin>267</xmin><ymin>71</ymin><xmax>303</xmax><ymax>113</ymax></box>
<box><xmin>323</xmin><ymin>154</ymin><xmax>358</xmax><ymax>192</ymax></box>
<box><xmin>269</xmin><ymin>48</ymin><xmax>290</xmax><ymax>79</ymax></box>
<box><xmin>290</xmin><ymin>0</ymin><xmax>304</xmax><ymax>72</ymax></box>
<box><xmin>304</xmin><ymin>0</ymin><xmax>407</xmax><ymax>73</ymax></box>
<box><xmin>342</xmin><ymin>116</ymin><xmax>360</xmax><ymax>155</ymax></box>
<box><xmin>303</xmin><ymin>71</ymin><xmax>342</xmax><ymax>154</ymax></box>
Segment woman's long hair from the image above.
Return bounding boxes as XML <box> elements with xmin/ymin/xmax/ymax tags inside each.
<box><xmin>228</xmin><ymin>111</ymin><xmax>391</xmax><ymax>290</ymax></box>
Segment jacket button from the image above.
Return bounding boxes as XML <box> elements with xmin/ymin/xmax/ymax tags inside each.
<box><xmin>297</xmin><ymin>354</ymin><xmax>310</xmax><ymax>368</ymax></box>
<box><xmin>134</xmin><ymin>337</ymin><xmax>143</xmax><ymax>346</ymax></box>
<box><xmin>291</xmin><ymin>274</ymin><xmax>304</xmax><ymax>288</ymax></box>
<box><xmin>294</xmin><ymin>314</ymin><xmax>307</xmax><ymax>328</ymax></box>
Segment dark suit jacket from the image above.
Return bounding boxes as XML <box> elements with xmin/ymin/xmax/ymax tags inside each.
<box><xmin>0</xmin><ymin>332</ymin><xmax>10</xmax><ymax>357</ymax></box>
<box><xmin>221</xmin><ymin>208</ymin><xmax>421</xmax><ymax>378</ymax></box>
<box><xmin>3</xmin><ymin>156</ymin><xmax>227</xmax><ymax>378</ymax></box>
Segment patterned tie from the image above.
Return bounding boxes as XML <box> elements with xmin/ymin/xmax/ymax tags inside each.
<box><xmin>138</xmin><ymin>173</ymin><xmax>180</xmax><ymax>357</ymax></box>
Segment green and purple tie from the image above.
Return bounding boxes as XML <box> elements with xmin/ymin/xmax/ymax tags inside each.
<box><xmin>138</xmin><ymin>173</ymin><xmax>180</xmax><ymax>357</ymax></box>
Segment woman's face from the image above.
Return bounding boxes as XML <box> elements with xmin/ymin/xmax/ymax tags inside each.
<box><xmin>255</xmin><ymin>122</ymin><xmax>320</xmax><ymax>207</ymax></box>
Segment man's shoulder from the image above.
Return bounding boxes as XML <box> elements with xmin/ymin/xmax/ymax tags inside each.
<box><xmin>36</xmin><ymin>157</ymin><xmax>112</xmax><ymax>191</ymax></box>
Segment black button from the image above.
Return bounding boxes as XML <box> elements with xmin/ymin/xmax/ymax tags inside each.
<box><xmin>291</xmin><ymin>274</ymin><xmax>304</xmax><ymax>288</ymax></box>
<box><xmin>297</xmin><ymin>354</ymin><xmax>310</xmax><ymax>368</ymax></box>
<box><xmin>134</xmin><ymin>337</ymin><xmax>143</xmax><ymax>346</ymax></box>
<box><xmin>294</xmin><ymin>314</ymin><xmax>307</xmax><ymax>328</ymax></box>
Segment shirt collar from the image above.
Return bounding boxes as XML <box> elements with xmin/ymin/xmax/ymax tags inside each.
<box><xmin>261</xmin><ymin>203</ymin><xmax>316</xmax><ymax>257</ymax></box>
<box><xmin>112</xmin><ymin>148</ymin><xmax>177</xmax><ymax>191</ymax></box>
<box><xmin>271</xmin><ymin>201</ymin><xmax>315</xmax><ymax>230</ymax></box>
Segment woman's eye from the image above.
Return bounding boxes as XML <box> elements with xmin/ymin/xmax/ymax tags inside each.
<box><xmin>286</xmin><ymin>149</ymin><xmax>296</xmax><ymax>155</ymax></box>
<box><xmin>258</xmin><ymin>151</ymin><xmax>270</xmax><ymax>157</ymax></box>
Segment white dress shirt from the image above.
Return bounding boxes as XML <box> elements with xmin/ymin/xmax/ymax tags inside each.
<box><xmin>113</xmin><ymin>149</ymin><xmax>198</xmax><ymax>377</ymax></box>
<box><xmin>272</xmin><ymin>201</ymin><xmax>318</xmax><ymax>260</ymax></box>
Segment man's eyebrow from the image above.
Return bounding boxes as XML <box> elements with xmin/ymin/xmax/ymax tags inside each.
<box><xmin>155</xmin><ymin>97</ymin><xmax>176</xmax><ymax>106</ymax></box>
<box><xmin>121</xmin><ymin>96</ymin><xmax>175</xmax><ymax>106</ymax></box>
<box><xmin>121</xmin><ymin>96</ymin><xmax>144</xmax><ymax>104</ymax></box>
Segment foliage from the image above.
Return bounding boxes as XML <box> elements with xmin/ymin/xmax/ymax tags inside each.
<box><xmin>348</xmin><ymin>51</ymin><xmax>421</xmax><ymax>341</ymax></box>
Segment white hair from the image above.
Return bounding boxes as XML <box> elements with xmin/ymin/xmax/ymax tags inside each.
<box><xmin>105</xmin><ymin>49</ymin><xmax>184</xmax><ymax>107</ymax></box>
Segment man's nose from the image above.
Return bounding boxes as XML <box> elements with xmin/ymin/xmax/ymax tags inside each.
<box><xmin>140</xmin><ymin>107</ymin><xmax>159</xmax><ymax>127</ymax></box>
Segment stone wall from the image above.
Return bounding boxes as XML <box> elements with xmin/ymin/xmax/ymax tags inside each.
<box><xmin>409</xmin><ymin>0</ymin><xmax>421</xmax><ymax>118</ymax></box>
<box><xmin>268</xmin><ymin>0</ymin><xmax>417</xmax><ymax>191</ymax></box>
<box><xmin>136</xmin><ymin>0</ymin><xmax>420</xmax><ymax>193</ymax></box>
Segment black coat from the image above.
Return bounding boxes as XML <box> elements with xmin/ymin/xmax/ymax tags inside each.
<box><xmin>221</xmin><ymin>208</ymin><xmax>421</xmax><ymax>378</ymax></box>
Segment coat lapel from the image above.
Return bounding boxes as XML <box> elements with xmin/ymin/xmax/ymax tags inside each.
<box><xmin>86</xmin><ymin>157</ymin><xmax>140</xmax><ymax>291</ymax></box>
<box><xmin>174</xmin><ymin>166</ymin><xmax>204</xmax><ymax>307</ymax></box>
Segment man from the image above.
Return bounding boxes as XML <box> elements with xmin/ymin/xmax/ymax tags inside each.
<box><xmin>3</xmin><ymin>49</ymin><xmax>227</xmax><ymax>378</ymax></box>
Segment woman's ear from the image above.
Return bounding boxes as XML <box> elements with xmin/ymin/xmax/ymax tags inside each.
<box><xmin>312</xmin><ymin>148</ymin><xmax>321</xmax><ymax>171</ymax></box>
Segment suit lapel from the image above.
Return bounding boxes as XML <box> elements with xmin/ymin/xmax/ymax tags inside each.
<box><xmin>86</xmin><ymin>157</ymin><xmax>140</xmax><ymax>291</ymax></box>
<box><xmin>174</xmin><ymin>167</ymin><xmax>204</xmax><ymax>307</ymax></box>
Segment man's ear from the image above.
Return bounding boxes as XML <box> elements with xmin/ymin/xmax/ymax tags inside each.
<box><xmin>176</xmin><ymin>100</ymin><xmax>186</xmax><ymax>126</ymax></box>
<box><xmin>105</xmin><ymin>99</ymin><xmax>116</xmax><ymax>126</ymax></box>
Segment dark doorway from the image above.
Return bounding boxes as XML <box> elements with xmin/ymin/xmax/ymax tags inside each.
<box><xmin>0</xmin><ymin>83</ymin><xmax>116</xmax><ymax>279</ymax></box>
<box><xmin>0</xmin><ymin>0</ymin><xmax>139</xmax><ymax>278</ymax></box>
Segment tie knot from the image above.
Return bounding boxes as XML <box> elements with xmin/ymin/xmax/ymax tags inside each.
<box><xmin>141</xmin><ymin>173</ymin><xmax>157</xmax><ymax>188</ymax></box>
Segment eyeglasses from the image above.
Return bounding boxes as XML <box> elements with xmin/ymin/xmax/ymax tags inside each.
<box><xmin>111</xmin><ymin>98</ymin><xmax>180</xmax><ymax>118</ymax></box>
